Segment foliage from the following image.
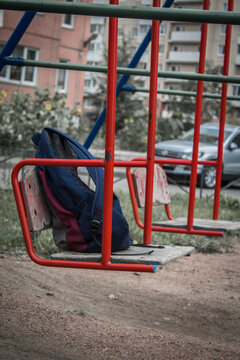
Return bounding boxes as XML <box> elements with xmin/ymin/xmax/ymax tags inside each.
<box><xmin>0</xmin><ymin>88</ymin><xmax>83</xmax><ymax>149</ymax></box>
<box><xmin>167</xmin><ymin>64</ymin><xmax>225</xmax><ymax>130</ymax></box>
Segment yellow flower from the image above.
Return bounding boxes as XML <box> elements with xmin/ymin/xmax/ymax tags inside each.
<box><xmin>129</xmin><ymin>118</ymin><xmax>134</xmax><ymax>123</ymax></box>
<box><xmin>45</xmin><ymin>103</ymin><xmax>52</xmax><ymax>111</ymax></box>
<box><xmin>1</xmin><ymin>90</ymin><xmax>7</xmax><ymax>97</ymax></box>
<box><xmin>0</xmin><ymin>97</ymin><xmax>3</xmax><ymax>103</ymax></box>
<box><xmin>124</xmin><ymin>118</ymin><xmax>128</xmax><ymax>124</ymax></box>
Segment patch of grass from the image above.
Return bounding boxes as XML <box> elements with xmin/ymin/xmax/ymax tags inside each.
<box><xmin>0</xmin><ymin>189</ymin><xmax>239</xmax><ymax>256</ymax></box>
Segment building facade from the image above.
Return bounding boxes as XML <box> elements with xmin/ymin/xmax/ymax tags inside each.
<box><xmin>1</xmin><ymin>0</ymin><xmax>240</xmax><ymax>115</ymax></box>
<box><xmin>0</xmin><ymin>0</ymin><xmax>92</xmax><ymax>109</ymax></box>
<box><xmin>83</xmin><ymin>0</ymin><xmax>240</xmax><ymax>117</ymax></box>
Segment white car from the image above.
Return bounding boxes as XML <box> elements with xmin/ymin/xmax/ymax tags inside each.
<box><xmin>155</xmin><ymin>122</ymin><xmax>240</xmax><ymax>188</ymax></box>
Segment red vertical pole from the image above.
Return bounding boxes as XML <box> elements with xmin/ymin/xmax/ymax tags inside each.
<box><xmin>101</xmin><ymin>0</ymin><xmax>118</xmax><ymax>265</ymax></box>
<box><xmin>213</xmin><ymin>0</ymin><xmax>233</xmax><ymax>220</ymax></box>
<box><xmin>187</xmin><ymin>0</ymin><xmax>209</xmax><ymax>231</ymax></box>
<box><xmin>143</xmin><ymin>0</ymin><xmax>160</xmax><ymax>245</ymax></box>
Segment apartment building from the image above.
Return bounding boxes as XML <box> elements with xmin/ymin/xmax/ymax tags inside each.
<box><xmin>0</xmin><ymin>1</ymin><xmax>92</xmax><ymax>109</ymax></box>
<box><xmin>84</xmin><ymin>0</ymin><xmax>240</xmax><ymax>116</ymax></box>
<box><xmin>1</xmin><ymin>1</ymin><xmax>240</xmax><ymax>114</ymax></box>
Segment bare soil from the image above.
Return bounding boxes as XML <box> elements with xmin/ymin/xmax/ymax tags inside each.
<box><xmin>0</xmin><ymin>240</ymin><xmax>240</xmax><ymax>360</ymax></box>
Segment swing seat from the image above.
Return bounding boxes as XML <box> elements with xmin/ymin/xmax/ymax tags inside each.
<box><xmin>129</xmin><ymin>163</ymin><xmax>240</xmax><ymax>233</ymax></box>
<box><xmin>20</xmin><ymin>166</ymin><xmax>194</xmax><ymax>267</ymax></box>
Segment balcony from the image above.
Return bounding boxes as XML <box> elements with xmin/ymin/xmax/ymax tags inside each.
<box><xmin>168</xmin><ymin>51</ymin><xmax>199</xmax><ymax>63</ymax></box>
<box><xmin>170</xmin><ymin>31</ymin><xmax>201</xmax><ymax>43</ymax></box>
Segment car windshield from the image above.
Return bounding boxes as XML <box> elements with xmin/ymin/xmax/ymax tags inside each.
<box><xmin>181</xmin><ymin>127</ymin><xmax>232</xmax><ymax>144</ymax></box>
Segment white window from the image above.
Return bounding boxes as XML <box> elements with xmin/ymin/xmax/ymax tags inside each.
<box><xmin>160</xmin><ymin>24</ymin><xmax>166</xmax><ymax>35</ymax></box>
<box><xmin>170</xmin><ymin>65</ymin><xmax>181</xmax><ymax>72</ymax></box>
<box><xmin>56</xmin><ymin>59</ymin><xmax>69</xmax><ymax>92</ymax></box>
<box><xmin>132</xmin><ymin>27</ymin><xmax>138</xmax><ymax>37</ymax></box>
<box><xmin>158</xmin><ymin>63</ymin><xmax>162</xmax><ymax>71</ymax></box>
<box><xmin>91</xmin><ymin>24</ymin><xmax>97</xmax><ymax>33</ymax></box>
<box><xmin>159</xmin><ymin>45</ymin><xmax>164</xmax><ymax>54</ymax></box>
<box><xmin>118</xmin><ymin>28</ymin><xmax>124</xmax><ymax>38</ymax></box>
<box><xmin>218</xmin><ymin>45</ymin><xmax>225</xmax><ymax>56</ymax></box>
<box><xmin>88</xmin><ymin>43</ymin><xmax>95</xmax><ymax>51</ymax></box>
<box><xmin>62</xmin><ymin>0</ymin><xmax>75</xmax><ymax>29</ymax></box>
<box><xmin>140</xmin><ymin>24</ymin><xmax>150</xmax><ymax>34</ymax></box>
<box><xmin>84</xmin><ymin>79</ymin><xmax>91</xmax><ymax>88</ymax></box>
<box><xmin>139</xmin><ymin>62</ymin><xmax>147</xmax><ymax>69</ymax></box>
<box><xmin>223</xmin><ymin>3</ymin><xmax>228</xmax><ymax>11</ymax></box>
<box><xmin>0</xmin><ymin>45</ymin><xmax>38</xmax><ymax>85</ymax></box>
<box><xmin>233</xmin><ymin>85</ymin><xmax>240</xmax><ymax>96</ymax></box>
<box><xmin>220</xmin><ymin>24</ymin><xmax>226</xmax><ymax>34</ymax></box>
<box><xmin>0</xmin><ymin>10</ymin><xmax>3</xmax><ymax>27</ymax></box>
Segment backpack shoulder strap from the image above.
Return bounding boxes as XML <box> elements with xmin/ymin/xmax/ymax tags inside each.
<box><xmin>44</xmin><ymin>128</ymin><xmax>104</xmax><ymax>232</ymax></box>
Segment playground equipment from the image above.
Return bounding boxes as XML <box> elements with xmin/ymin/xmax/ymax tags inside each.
<box><xmin>1</xmin><ymin>0</ymin><xmax>240</xmax><ymax>272</ymax></box>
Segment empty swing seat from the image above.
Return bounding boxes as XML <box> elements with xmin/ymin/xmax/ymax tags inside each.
<box><xmin>129</xmin><ymin>164</ymin><xmax>240</xmax><ymax>233</ymax></box>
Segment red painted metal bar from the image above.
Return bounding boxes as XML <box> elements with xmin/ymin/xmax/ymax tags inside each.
<box><xmin>101</xmin><ymin>0</ymin><xmax>119</xmax><ymax>266</ymax></box>
<box><xmin>187</xmin><ymin>0</ymin><xmax>209</xmax><ymax>231</ymax></box>
<box><xmin>143</xmin><ymin>0</ymin><xmax>161</xmax><ymax>245</ymax></box>
<box><xmin>11</xmin><ymin>160</ymin><xmax>156</xmax><ymax>272</ymax></box>
<box><xmin>213</xmin><ymin>0</ymin><xmax>233</xmax><ymax>220</ymax></box>
<box><xmin>165</xmin><ymin>204</ymin><xmax>174</xmax><ymax>221</ymax></box>
<box><xmin>126</xmin><ymin>166</ymin><xmax>223</xmax><ymax>237</ymax></box>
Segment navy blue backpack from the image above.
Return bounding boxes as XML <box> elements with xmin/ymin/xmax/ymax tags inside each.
<box><xmin>32</xmin><ymin>128</ymin><xmax>133</xmax><ymax>253</ymax></box>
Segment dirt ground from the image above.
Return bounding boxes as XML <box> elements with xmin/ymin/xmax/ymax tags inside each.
<box><xmin>0</xmin><ymin>239</ymin><xmax>240</xmax><ymax>360</ymax></box>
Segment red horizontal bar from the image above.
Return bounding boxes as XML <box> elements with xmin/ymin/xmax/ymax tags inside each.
<box><xmin>14</xmin><ymin>158</ymin><xmax>217</xmax><ymax>170</ymax></box>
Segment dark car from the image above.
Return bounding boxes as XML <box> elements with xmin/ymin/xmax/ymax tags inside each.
<box><xmin>155</xmin><ymin>122</ymin><xmax>240</xmax><ymax>188</ymax></box>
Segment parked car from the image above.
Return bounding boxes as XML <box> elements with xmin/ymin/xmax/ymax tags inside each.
<box><xmin>155</xmin><ymin>122</ymin><xmax>240</xmax><ymax>188</ymax></box>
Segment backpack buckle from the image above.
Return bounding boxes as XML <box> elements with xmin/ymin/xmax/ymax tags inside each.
<box><xmin>91</xmin><ymin>219</ymin><xmax>101</xmax><ymax>233</ymax></box>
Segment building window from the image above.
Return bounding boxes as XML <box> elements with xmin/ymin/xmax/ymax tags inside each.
<box><xmin>159</xmin><ymin>45</ymin><xmax>164</xmax><ymax>54</ymax></box>
<box><xmin>118</xmin><ymin>28</ymin><xmax>124</xmax><ymax>38</ymax></box>
<box><xmin>138</xmin><ymin>62</ymin><xmax>147</xmax><ymax>69</ymax></box>
<box><xmin>91</xmin><ymin>24</ymin><xmax>97</xmax><ymax>33</ymax></box>
<box><xmin>223</xmin><ymin>3</ymin><xmax>228</xmax><ymax>11</ymax></box>
<box><xmin>132</xmin><ymin>27</ymin><xmax>138</xmax><ymax>36</ymax></box>
<box><xmin>170</xmin><ymin>65</ymin><xmax>181</xmax><ymax>72</ymax></box>
<box><xmin>233</xmin><ymin>85</ymin><xmax>240</xmax><ymax>96</ymax></box>
<box><xmin>218</xmin><ymin>45</ymin><xmax>225</xmax><ymax>56</ymax></box>
<box><xmin>160</xmin><ymin>24</ymin><xmax>166</xmax><ymax>35</ymax></box>
<box><xmin>140</xmin><ymin>24</ymin><xmax>150</xmax><ymax>34</ymax></box>
<box><xmin>0</xmin><ymin>10</ymin><xmax>3</xmax><ymax>27</ymax></box>
<box><xmin>220</xmin><ymin>24</ymin><xmax>226</xmax><ymax>34</ymax></box>
<box><xmin>84</xmin><ymin>79</ymin><xmax>91</xmax><ymax>88</ymax></box>
<box><xmin>56</xmin><ymin>59</ymin><xmax>69</xmax><ymax>92</ymax></box>
<box><xmin>88</xmin><ymin>43</ymin><xmax>95</xmax><ymax>51</ymax></box>
<box><xmin>0</xmin><ymin>45</ymin><xmax>38</xmax><ymax>85</ymax></box>
<box><xmin>62</xmin><ymin>0</ymin><xmax>75</xmax><ymax>29</ymax></box>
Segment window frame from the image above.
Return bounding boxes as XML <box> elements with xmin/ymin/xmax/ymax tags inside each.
<box><xmin>0</xmin><ymin>45</ymin><xmax>39</xmax><ymax>86</ymax></box>
<box><xmin>62</xmin><ymin>0</ymin><xmax>75</xmax><ymax>29</ymax></box>
<box><xmin>55</xmin><ymin>59</ymin><xmax>69</xmax><ymax>93</ymax></box>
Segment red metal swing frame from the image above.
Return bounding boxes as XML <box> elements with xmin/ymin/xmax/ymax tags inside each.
<box><xmin>11</xmin><ymin>0</ymin><xmax>234</xmax><ymax>272</ymax></box>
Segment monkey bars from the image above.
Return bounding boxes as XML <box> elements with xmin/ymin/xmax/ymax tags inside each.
<box><xmin>1</xmin><ymin>0</ymin><xmax>240</xmax><ymax>271</ymax></box>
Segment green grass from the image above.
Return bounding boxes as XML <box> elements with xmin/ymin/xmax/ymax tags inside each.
<box><xmin>0</xmin><ymin>189</ymin><xmax>239</xmax><ymax>256</ymax></box>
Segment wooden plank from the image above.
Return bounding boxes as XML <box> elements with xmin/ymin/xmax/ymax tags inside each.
<box><xmin>51</xmin><ymin>245</ymin><xmax>194</xmax><ymax>266</ymax></box>
<box><xmin>156</xmin><ymin>217</ymin><xmax>240</xmax><ymax>231</ymax></box>
<box><xmin>20</xmin><ymin>167</ymin><xmax>51</xmax><ymax>232</ymax></box>
<box><xmin>132</xmin><ymin>165</ymin><xmax>170</xmax><ymax>208</ymax></box>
